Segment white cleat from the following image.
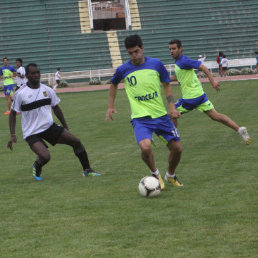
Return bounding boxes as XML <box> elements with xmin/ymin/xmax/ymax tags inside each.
<box><xmin>238</xmin><ymin>127</ymin><xmax>251</xmax><ymax>145</ymax></box>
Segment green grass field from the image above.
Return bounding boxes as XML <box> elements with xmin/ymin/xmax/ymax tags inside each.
<box><xmin>0</xmin><ymin>80</ymin><xmax>257</xmax><ymax>257</ymax></box>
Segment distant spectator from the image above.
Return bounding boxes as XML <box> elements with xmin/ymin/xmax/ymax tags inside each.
<box><xmin>255</xmin><ymin>51</ymin><xmax>258</xmax><ymax>73</ymax></box>
<box><xmin>53</xmin><ymin>67</ymin><xmax>61</xmax><ymax>90</ymax></box>
<box><xmin>216</xmin><ymin>52</ymin><xmax>223</xmax><ymax>76</ymax></box>
<box><xmin>198</xmin><ymin>54</ymin><xmax>206</xmax><ymax>78</ymax></box>
<box><xmin>0</xmin><ymin>57</ymin><xmax>16</xmax><ymax>115</ymax></box>
<box><xmin>16</xmin><ymin>58</ymin><xmax>27</xmax><ymax>90</ymax></box>
<box><xmin>221</xmin><ymin>55</ymin><xmax>229</xmax><ymax>77</ymax></box>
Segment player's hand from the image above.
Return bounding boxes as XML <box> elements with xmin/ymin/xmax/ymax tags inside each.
<box><xmin>105</xmin><ymin>108</ymin><xmax>117</xmax><ymax>121</ymax></box>
<box><xmin>212</xmin><ymin>81</ymin><xmax>220</xmax><ymax>91</ymax></box>
<box><xmin>7</xmin><ymin>135</ymin><xmax>17</xmax><ymax>150</ymax></box>
<box><xmin>169</xmin><ymin>109</ymin><xmax>181</xmax><ymax>119</ymax></box>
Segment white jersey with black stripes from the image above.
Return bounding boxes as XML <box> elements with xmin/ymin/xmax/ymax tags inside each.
<box><xmin>11</xmin><ymin>83</ymin><xmax>60</xmax><ymax>139</ymax></box>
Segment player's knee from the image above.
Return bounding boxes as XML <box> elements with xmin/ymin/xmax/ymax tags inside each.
<box><xmin>40</xmin><ymin>153</ymin><xmax>50</xmax><ymax>164</ymax></box>
<box><xmin>140</xmin><ymin>143</ymin><xmax>152</xmax><ymax>155</ymax></box>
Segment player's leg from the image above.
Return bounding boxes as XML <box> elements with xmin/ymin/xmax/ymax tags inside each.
<box><xmin>165</xmin><ymin>139</ymin><xmax>183</xmax><ymax>187</ymax></box>
<box><xmin>154</xmin><ymin>115</ymin><xmax>182</xmax><ymax>187</ymax></box>
<box><xmin>30</xmin><ymin>141</ymin><xmax>51</xmax><ymax>180</ymax></box>
<box><xmin>138</xmin><ymin>138</ymin><xmax>165</xmax><ymax>190</ymax></box>
<box><xmin>56</xmin><ymin>128</ymin><xmax>100</xmax><ymax>176</ymax></box>
<box><xmin>4</xmin><ymin>86</ymin><xmax>13</xmax><ymax>114</ymax></box>
<box><xmin>132</xmin><ymin>118</ymin><xmax>165</xmax><ymax>189</ymax></box>
<box><xmin>205</xmin><ymin>108</ymin><xmax>250</xmax><ymax>144</ymax></box>
<box><xmin>138</xmin><ymin>138</ymin><xmax>156</xmax><ymax>172</ymax></box>
<box><xmin>205</xmin><ymin>108</ymin><xmax>239</xmax><ymax>131</ymax></box>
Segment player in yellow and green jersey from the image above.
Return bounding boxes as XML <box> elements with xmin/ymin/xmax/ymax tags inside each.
<box><xmin>106</xmin><ymin>35</ymin><xmax>183</xmax><ymax>188</ymax></box>
<box><xmin>168</xmin><ymin>39</ymin><xmax>250</xmax><ymax>145</ymax></box>
<box><xmin>0</xmin><ymin>57</ymin><xmax>16</xmax><ymax>115</ymax></box>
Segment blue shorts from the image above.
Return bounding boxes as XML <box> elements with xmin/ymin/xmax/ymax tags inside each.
<box><xmin>175</xmin><ymin>93</ymin><xmax>214</xmax><ymax>113</ymax></box>
<box><xmin>4</xmin><ymin>84</ymin><xmax>15</xmax><ymax>96</ymax></box>
<box><xmin>131</xmin><ymin>114</ymin><xmax>180</xmax><ymax>144</ymax></box>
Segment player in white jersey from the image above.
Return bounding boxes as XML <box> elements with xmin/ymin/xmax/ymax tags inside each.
<box><xmin>7</xmin><ymin>63</ymin><xmax>100</xmax><ymax>180</ymax></box>
<box><xmin>53</xmin><ymin>67</ymin><xmax>61</xmax><ymax>90</ymax></box>
<box><xmin>15</xmin><ymin>58</ymin><xmax>27</xmax><ymax>90</ymax></box>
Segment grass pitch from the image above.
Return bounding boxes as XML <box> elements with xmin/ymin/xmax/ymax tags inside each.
<box><xmin>0</xmin><ymin>80</ymin><xmax>257</xmax><ymax>257</ymax></box>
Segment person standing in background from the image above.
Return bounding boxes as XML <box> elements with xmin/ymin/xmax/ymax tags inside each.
<box><xmin>221</xmin><ymin>55</ymin><xmax>229</xmax><ymax>77</ymax></box>
<box><xmin>0</xmin><ymin>57</ymin><xmax>16</xmax><ymax>115</ymax></box>
<box><xmin>53</xmin><ymin>67</ymin><xmax>61</xmax><ymax>90</ymax></box>
<box><xmin>16</xmin><ymin>58</ymin><xmax>27</xmax><ymax>90</ymax></box>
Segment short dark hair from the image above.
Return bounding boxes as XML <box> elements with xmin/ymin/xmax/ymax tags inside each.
<box><xmin>57</xmin><ymin>67</ymin><xmax>61</xmax><ymax>71</ymax></box>
<box><xmin>255</xmin><ymin>51</ymin><xmax>258</xmax><ymax>54</ymax></box>
<box><xmin>169</xmin><ymin>39</ymin><xmax>182</xmax><ymax>48</ymax></box>
<box><xmin>26</xmin><ymin>63</ymin><xmax>39</xmax><ymax>75</ymax></box>
<box><xmin>16</xmin><ymin>58</ymin><xmax>23</xmax><ymax>64</ymax></box>
<box><xmin>124</xmin><ymin>35</ymin><xmax>143</xmax><ymax>49</ymax></box>
<box><xmin>3</xmin><ymin>57</ymin><xmax>8</xmax><ymax>61</ymax></box>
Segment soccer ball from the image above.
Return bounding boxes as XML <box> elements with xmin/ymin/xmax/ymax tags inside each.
<box><xmin>138</xmin><ymin>176</ymin><xmax>161</xmax><ymax>197</ymax></box>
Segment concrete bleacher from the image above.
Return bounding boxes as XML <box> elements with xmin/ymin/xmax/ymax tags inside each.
<box><xmin>0</xmin><ymin>0</ymin><xmax>257</xmax><ymax>75</ymax></box>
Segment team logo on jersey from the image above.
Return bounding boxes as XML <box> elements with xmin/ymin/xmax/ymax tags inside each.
<box><xmin>43</xmin><ymin>91</ymin><xmax>47</xmax><ymax>97</ymax></box>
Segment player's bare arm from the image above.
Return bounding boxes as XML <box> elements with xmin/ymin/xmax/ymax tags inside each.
<box><xmin>200</xmin><ymin>64</ymin><xmax>220</xmax><ymax>91</ymax></box>
<box><xmin>162</xmin><ymin>82</ymin><xmax>180</xmax><ymax>119</ymax></box>
<box><xmin>7</xmin><ymin>110</ymin><xmax>17</xmax><ymax>150</ymax></box>
<box><xmin>52</xmin><ymin>105</ymin><xmax>69</xmax><ymax>130</ymax></box>
<box><xmin>106</xmin><ymin>83</ymin><xmax>118</xmax><ymax>121</ymax></box>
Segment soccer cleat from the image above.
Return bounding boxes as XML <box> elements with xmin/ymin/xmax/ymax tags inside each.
<box><xmin>152</xmin><ymin>173</ymin><xmax>165</xmax><ymax>190</ymax></box>
<box><xmin>83</xmin><ymin>168</ymin><xmax>101</xmax><ymax>176</ymax></box>
<box><xmin>165</xmin><ymin>174</ymin><xmax>183</xmax><ymax>187</ymax></box>
<box><xmin>4</xmin><ymin>110</ymin><xmax>10</xmax><ymax>115</ymax></box>
<box><xmin>238</xmin><ymin>127</ymin><xmax>251</xmax><ymax>145</ymax></box>
<box><xmin>33</xmin><ymin>162</ymin><xmax>42</xmax><ymax>181</ymax></box>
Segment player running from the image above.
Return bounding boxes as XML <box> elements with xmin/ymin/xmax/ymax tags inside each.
<box><xmin>168</xmin><ymin>39</ymin><xmax>250</xmax><ymax>144</ymax></box>
<box><xmin>106</xmin><ymin>35</ymin><xmax>183</xmax><ymax>188</ymax></box>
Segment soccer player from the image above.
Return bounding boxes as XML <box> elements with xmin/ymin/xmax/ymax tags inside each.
<box><xmin>0</xmin><ymin>57</ymin><xmax>16</xmax><ymax>115</ymax></box>
<box><xmin>168</xmin><ymin>39</ymin><xmax>250</xmax><ymax>144</ymax></box>
<box><xmin>106</xmin><ymin>35</ymin><xmax>183</xmax><ymax>188</ymax></box>
<box><xmin>15</xmin><ymin>58</ymin><xmax>27</xmax><ymax>90</ymax></box>
<box><xmin>7</xmin><ymin>63</ymin><xmax>100</xmax><ymax>180</ymax></box>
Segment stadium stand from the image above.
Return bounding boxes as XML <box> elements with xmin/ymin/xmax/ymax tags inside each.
<box><xmin>0</xmin><ymin>0</ymin><xmax>257</xmax><ymax>78</ymax></box>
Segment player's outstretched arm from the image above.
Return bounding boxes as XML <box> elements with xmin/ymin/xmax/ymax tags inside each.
<box><xmin>106</xmin><ymin>84</ymin><xmax>118</xmax><ymax>121</ymax></box>
<box><xmin>52</xmin><ymin>105</ymin><xmax>69</xmax><ymax>130</ymax></box>
<box><xmin>7</xmin><ymin>110</ymin><xmax>17</xmax><ymax>150</ymax></box>
<box><xmin>200</xmin><ymin>64</ymin><xmax>220</xmax><ymax>91</ymax></box>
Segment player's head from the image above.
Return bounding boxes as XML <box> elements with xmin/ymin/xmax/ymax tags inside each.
<box><xmin>26</xmin><ymin>63</ymin><xmax>40</xmax><ymax>85</ymax></box>
<box><xmin>255</xmin><ymin>51</ymin><xmax>258</xmax><ymax>55</ymax></box>
<box><xmin>124</xmin><ymin>35</ymin><xmax>144</xmax><ymax>65</ymax></box>
<box><xmin>169</xmin><ymin>39</ymin><xmax>183</xmax><ymax>60</ymax></box>
<box><xmin>57</xmin><ymin>67</ymin><xmax>61</xmax><ymax>71</ymax></box>
<box><xmin>16</xmin><ymin>58</ymin><xmax>23</xmax><ymax>67</ymax></box>
<box><xmin>223</xmin><ymin>55</ymin><xmax>226</xmax><ymax>58</ymax></box>
<box><xmin>3</xmin><ymin>57</ymin><xmax>8</xmax><ymax>66</ymax></box>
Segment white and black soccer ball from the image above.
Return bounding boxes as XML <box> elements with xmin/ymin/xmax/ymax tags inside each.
<box><xmin>138</xmin><ymin>176</ymin><xmax>161</xmax><ymax>197</ymax></box>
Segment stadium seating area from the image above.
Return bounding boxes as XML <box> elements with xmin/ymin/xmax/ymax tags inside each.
<box><xmin>0</xmin><ymin>0</ymin><xmax>257</xmax><ymax>74</ymax></box>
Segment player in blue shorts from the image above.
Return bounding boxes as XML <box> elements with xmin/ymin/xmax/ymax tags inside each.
<box><xmin>106</xmin><ymin>35</ymin><xmax>183</xmax><ymax>189</ymax></box>
<box><xmin>168</xmin><ymin>39</ymin><xmax>250</xmax><ymax>145</ymax></box>
<box><xmin>0</xmin><ymin>57</ymin><xmax>16</xmax><ymax>115</ymax></box>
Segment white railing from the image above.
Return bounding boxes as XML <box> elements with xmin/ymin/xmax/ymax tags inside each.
<box><xmin>1</xmin><ymin>58</ymin><xmax>256</xmax><ymax>87</ymax></box>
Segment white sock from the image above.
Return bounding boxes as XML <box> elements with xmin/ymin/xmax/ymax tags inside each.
<box><xmin>151</xmin><ymin>169</ymin><xmax>159</xmax><ymax>177</ymax></box>
<box><xmin>166</xmin><ymin>171</ymin><xmax>175</xmax><ymax>178</ymax></box>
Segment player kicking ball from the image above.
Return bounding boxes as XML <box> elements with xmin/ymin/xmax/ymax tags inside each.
<box><xmin>106</xmin><ymin>35</ymin><xmax>183</xmax><ymax>188</ymax></box>
<box><xmin>7</xmin><ymin>63</ymin><xmax>100</xmax><ymax>180</ymax></box>
<box><xmin>168</xmin><ymin>39</ymin><xmax>250</xmax><ymax>145</ymax></box>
